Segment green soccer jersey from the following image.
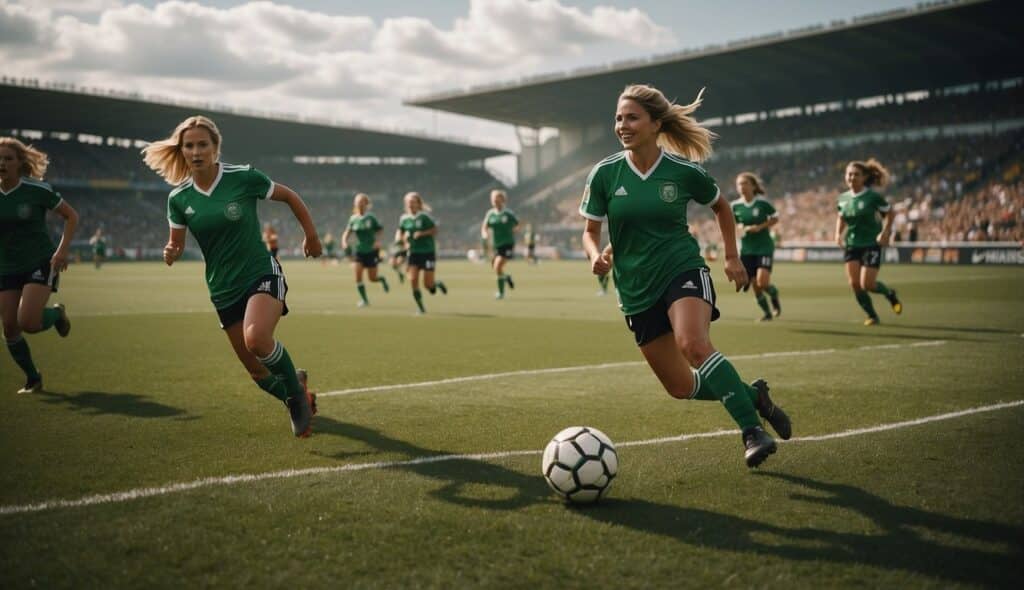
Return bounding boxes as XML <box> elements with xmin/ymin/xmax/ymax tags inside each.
<box><xmin>580</xmin><ymin>150</ymin><xmax>719</xmax><ymax>316</ymax></box>
<box><xmin>731</xmin><ymin>196</ymin><xmax>778</xmax><ymax>256</ymax></box>
<box><xmin>166</xmin><ymin>163</ymin><xmax>278</xmax><ymax>309</ymax></box>
<box><xmin>324</xmin><ymin>237</ymin><xmax>336</xmax><ymax>256</ymax></box>
<box><xmin>347</xmin><ymin>213</ymin><xmax>382</xmax><ymax>254</ymax></box>
<box><xmin>93</xmin><ymin>237</ymin><xmax>107</xmax><ymax>256</ymax></box>
<box><xmin>838</xmin><ymin>189</ymin><xmax>890</xmax><ymax>249</ymax></box>
<box><xmin>0</xmin><ymin>178</ymin><xmax>62</xmax><ymax>275</ymax></box>
<box><xmin>485</xmin><ymin>208</ymin><xmax>518</xmax><ymax>248</ymax></box>
<box><xmin>399</xmin><ymin>212</ymin><xmax>436</xmax><ymax>254</ymax></box>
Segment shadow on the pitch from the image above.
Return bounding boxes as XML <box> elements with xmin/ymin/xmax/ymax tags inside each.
<box><xmin>581</xmin><ymin>472</ymin><xmax>1022</xmax><ymax>586</ymax></box>
<box><xmin>791</xmin><ymin>328</ymin><xmax>983</xmax><ymax>342</ymax></box>
<box><xmin>39</xmin><ymin>391</ymin><xmax>195</xmax><ymax>420</ymax></box>
<box><xmin>313</xmin><ymin>415</ymin><xmax>549</xmax><ymax>510</ymax></box>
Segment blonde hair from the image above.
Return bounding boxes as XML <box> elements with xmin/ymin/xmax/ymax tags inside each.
<box><xmin>736</xmin><ymin>172</ymin><xmax>765</xmax><ymax>196</ymax></box>
<box><xmin>352</xmin><ymin>193</ymin><xmax>370</xmax><ymax>215</ymax></box>
<box><xmin>142</xmin><ymin>116</ymin><xmax>222</xmax><ymax>185</ymax></box>
<box><xmin>619</xmin><ymin>84</ymin><xmax>716</xmax><ymax>162</ymax></box>
<box><xmin>404</xmin><ymin>191</ymin><xmax>432</xmax><ymax>213</ymax></box>
<box><xmin>490</xmin><ymin>189</ymin><xmax>507</xmax><ymax>207</ymax></box>
<box><xmin>0</xmin><ymin>137</ymin><xmax>49</xmax><ymax>180</ymax></box>
<box><xmin>849</xmin><ymin>158</ymin><xmax>891</xmax><ymax>188</ymax></box>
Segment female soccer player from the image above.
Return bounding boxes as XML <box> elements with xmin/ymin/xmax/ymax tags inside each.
<box><xmin>388</xmin><ymin>235</ymin><xmax>407</xmax><ymax>284</ymax></box>
<box><xmin>0</xmin><ymin>137</ymin><xmax>77</xmax><ymax>394</ymax></box>
<box><xmin>834</xmin><ymin>159</ymin><xmax>903</xmax><ymax>325</ymax></box>
<box><xmin>731</xmin><ymin>172</ymin><xmax>781</xmax><ymax>321</ymax></box>
<box><xmin>480</xmin><ymin>189</ymin><xmax>519</xmax><ymax>299</ymax></box>
<box><xmin>398</xmin><ymin>192</ymin><xmax>448</xmax><ymax>314</ymax></box>
<box><xmin>580</xmin><ymin>85</ymin><xmax>790</xmax><ymax>468</ymax></box>
<box><xmin>144</xmin><ymin>116</ymin><xmax>319</xmax><ymax>437</ymax></box>
<box><xmin>341</xmin><ymin>193</ymin><xmax>389</xmax><ymax>306</ymax></box>
<box><xmin>89</xmin><ymin>228</ymin><xmax>107</xmax><ymax>269</ymax></box>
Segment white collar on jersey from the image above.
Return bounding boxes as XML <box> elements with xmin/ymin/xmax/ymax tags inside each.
<box><xmin>850</xmin><ymin>188</ymin><xmax>868</xmax><ymax>197</ymax></box>
<box><xmin>624</xmin><ymin>149</ymin><xmax>664</xmax><ymax>181</ymax></box>
<box><xmin>192</xmin><ymin>163</ymin><xmax>224</xmax><ymax>197</ymax></box>
<box><xmin>0</xmin><ymin>179</ymin><xmax>23</xmax><ymax>196</ymax></box>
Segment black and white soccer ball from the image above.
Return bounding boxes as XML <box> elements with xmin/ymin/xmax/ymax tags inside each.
<box><xmin>541</xmin><ymin>426</ymin><xmax>618</xmax><ymax>504</ymax></box>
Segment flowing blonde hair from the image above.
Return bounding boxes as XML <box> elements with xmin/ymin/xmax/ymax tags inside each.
<box><xmin>736</xmin><ymin>172</ymin><xmax>766</xmax><ymax>196</ymax></box>
<box><xmin>849</xmin><ymin>158</ymin><xmax>891</xmax><ymax>188</ymax></box>
<box><xmin>352</xmin><ymin>193</ymin><xmax>370</xmax><ymax>215</ymax></box>
<box><xmin>0</xmin><ymin>136</ymin><xmax>49</xmax><ymax>180</ymax></box>
<box><xmin>404</xmin><ymin>191</ymin><xmax>432</xmax><ymax>213</ymax></box>
<box><xmin>141</xmin><ymin>116</ymin><xmax>222</xmax><ymax>185</ymax></box>
<box><xmin>619</xmin><ymin>84</ymin><xmax>716</xmax><ymax>162</ymax></box>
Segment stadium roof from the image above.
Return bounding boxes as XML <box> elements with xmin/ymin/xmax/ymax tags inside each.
<box><xmin>0</xmin><ymin>83</ymin><xmax>507</xmax><ymax>162</ymax></box>
<box><xmin>407</xmin><ymin>0</ymin><xmax>1021</xmax><ymax>128</ymax></box>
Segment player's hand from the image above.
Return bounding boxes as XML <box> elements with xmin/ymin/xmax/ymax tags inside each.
<box><xmin>835</xmin><ymin>236</ymin><xmax>844</xmax><ymax>248</ymax></box>
<box><xmin>877</xmin><ymin>232</ymin><xmax>891</xmax><ymax>247</ymax></box>
<box><xmin>724</xmin><ymin>256</ymin><xmax>749</xmax><ymax>292</ymax></box>
<box><xmin>304</xmin><ymin>235</ymin><xmax>323</xmax><ymax>258</ymax></box>
<box><xmin>50</xmin><ymin>250</ymin><xmax>69</xmax><ymax>273</ymax></box>
<box><xmin>591</xmin><ymin>251</ymin><xmax>611</xmax><ymax>276</ymax></box>
<box><xmin>163</xmin><ymin>242</ymin><xmax>183</xmax><ymax>266</ymax></box>
<box><xmin>746</xmin><ymin>224</ymin><xmax>761</xmax><ymax>234</ymax></box>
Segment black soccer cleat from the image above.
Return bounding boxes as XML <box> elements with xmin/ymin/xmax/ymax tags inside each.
<box><xmin>886</xmin><ymin>289</ymin><xmax>902</xmax><ymax>315</ymax></box>
<box><xmin>17</xmin><ymin>374</ymin><xmax>43</xmax><ymax>394</ymax></box>
<box><xmin>505</xmin><ymin>275</ymin><xmax>515</xmax><ymax>290</ymax></box>
<box><xmin>751</xmin><ymin>379</ymin><xmax>791</xmax><ymax>440</ymax></box>
<box><xmin>770</xmin><ymin>295</ymin><xmax>781</xmax><ymax>318</ymax></box>
<box><xmin>285</xmin><ymin>372</ymin><xmax>314</xmax><ymax>438</ymax></box>
<box><xmin>54</xmin><ymin>303</ymin><xmax>71</xmax><ymax>337</ymax></box>
<box><xmin>743</xmin><ymin>426</ymin><xmax>777</xmax><ymax>468</ymax></box>
<box><xmin>757</xmin><ymin>314</ymin><xmax>773</xmax><ymax>323</ymax></box>
<box><xmin>438</xmin><ymin>282</ymin><xmax>448</xmax><ymax>295</ymax></box>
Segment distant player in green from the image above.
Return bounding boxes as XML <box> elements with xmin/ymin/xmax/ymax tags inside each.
<box><xmin>731</xmin><ymin>172</ymin><xmax>781</xmax><ymax>321</ymax></box>
<box><xmin>89</xmin><ymin>228</ymin><xmax>107</xmax><ymax>269</ymax></box>
<box><xmin>388</xmin><ymin>237</ymin><xmax>408</xmax><ymax>284</ymax></box>
<box><xmin>580</xmin><ymin>85</ymin><xmax>790</xmax><ymax>468</ymax></box>
<box><xmin>321</xmin><ymin>232</ymin><xmax>337</xmax><ymax>265</ymax></box>
<box><xmin>525</xmin><ymin>223</ymin><xmax>538</xmax><ymax>264</ymax></box>
<box><xmin>144</xmin><ymin>116</ymin><xmax>319</xmax><ymax>438</ymax></box>
<box><xmin>480</xmin><ymin>189</ymin><xmax>519</xmax><ymax>299</ymax></box>
<box><xmin>342</xmin><ymin>193</ymin><xmax>389</xmax><ymax>307</ymax></box>
<box><xmin>834</xmin><ymin>158</ymin><xmax>903</xmax><ymax>326</ymax></box>
<box><xmin>398</xmin><ymin>192</ymin><xmax>448</xmax><ymax>314</ymax></box>
<box><xmin>0</xmin><ymin>137</ymin><xmax>78</xmax><ymax>394</ymax></box>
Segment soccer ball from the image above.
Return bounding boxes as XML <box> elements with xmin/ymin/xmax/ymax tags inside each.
<box><xmin>541</xmin><ymin>426</ymin><xmax>618</xmax><ymax>504</ymax></box>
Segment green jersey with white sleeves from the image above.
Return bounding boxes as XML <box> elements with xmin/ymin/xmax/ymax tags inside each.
<box><xmin>838</xmin><ymin>189</ymin><xmax>890</xmax><ymax>249</ymax></box>
<box><xmin>399</xmin><ymin>212</ymin><xmax>436</xmax><ymax>254</ymax></box>
<box><xmin>485</xmin><ymin>208</ymin><xmax>518</xmax><ymax>248</ymax></box>
<box><xmin>580</xmin><ymin>150</ymin><xmax>720</xmax><ymax>316</ymax></box>
<box><xmin>166</xmin><ymin>163</ymin><xmax>277</xmax><ymax>309</ymax></box>
<box><xmin>0</xmin><ymin>178</ymin><xmax>62</xmax><ymax>274</ymax></box>
<box><xmin>347</xmin><ymin>213</ymin><xmax>382</xmax><ymax>254</ymax></box>
<box><xmin>731</xmin><ymin>196</ymin><xmax>777</xmax><ymax>256</ymax></box>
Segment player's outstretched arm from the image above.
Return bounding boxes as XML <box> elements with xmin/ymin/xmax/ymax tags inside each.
<box><xmin>271</xmin><ymin>183</ymin><xmax>321</xmax><ymax>258</ymax></box>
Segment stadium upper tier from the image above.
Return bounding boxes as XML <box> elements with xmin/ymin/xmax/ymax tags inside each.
<box><xmin>0</xmin><ymin>80</ymin><xmax>507</xmax><ymax>164</ymax></box>
<box><xmin>407</xmin><ymin>0</ymin><xmax>1019</xmax><ymax>128</ymax></box>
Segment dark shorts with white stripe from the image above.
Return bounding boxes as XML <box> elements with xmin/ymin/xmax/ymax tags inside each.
<box><xmin>0</xmin><ymin>258</ymin><xmax>60</xmax><ymax>293</ymax></box>
<box><xmin>216</xmin><ymin>273</ymin><xmax>289</xmax><ymax>329</ymax></box>
<box><xmin>843</xmin><ymin>246</ymin><xmax>882</xmax><ymax>268</ymax></box>
<box><xmin>625</xmin><ymin>267</ymin><xmax>720</xmax><ymax>347</ymax></box>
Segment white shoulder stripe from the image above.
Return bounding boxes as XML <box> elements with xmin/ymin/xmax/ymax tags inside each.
<box><xmin>663</xmin><ymin>153</ymin><xmax>708</xmax><ymax>174</ymax></box>
<box><xmin>21</xmin><ymin>178</ymin><xmax>54</xmax><ymax>192</ymax></box>
<box><xmin>169</xmin><ymin>181</ymin><xmax>193</xmax><ymax>198</ymax></box>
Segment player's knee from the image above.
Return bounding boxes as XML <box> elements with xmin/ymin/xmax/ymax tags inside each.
<box><xmin>862</xmin><ymin>278</ymin><xmax>877</xmax><ymax>291</ymax></box>
<box><xmin>677</xmin><ymin>336</ymin><xmax>712</xmax><ymax>366</ymax></box>
<box><xmin>848</xmin><ymin>278</ymin><xmax>862</xmax><ymax>291</ymax></box>
<box><xmin>243</xmin><ymin>325</ymin><xmax>273</xmax><ymax>358</ymax></box>
<box><xmin>17</xmin><ymin>317</ymin><xmax>42</xmax><ymax>334</ymax></box>
<box><xmin>756</xmin><ymin>276</ymin><xmax>770</xmax><ymax>290</ymax></box>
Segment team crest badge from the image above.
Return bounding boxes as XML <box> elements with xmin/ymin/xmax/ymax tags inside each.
<box><xmin>501</xmin><ymin>214</ymin><xmax>508</xmax><ymax>223</ymax></box>
<box><xmin>415</xmin><ymin>219</ymin><xmax>423</xmax><ymax>228</ymax></box>
<box><xmin>16</xmin><ymin>204</ymin><xmax>33</xmax><ymax>219</ymax></box>
<box><xmin>659</xmin><ymin>183</ymin><xmax>678</xmax><ymax>203</ymax></box>
<box><xmin>224</xmin><ymin>202</ymin><xmax>243</xmax><ymax>221</ymax></box>
<box><xmin>857</xmin><ymin>201</ymin><xmax>865</xmax><ymax>211</ymax></box>
<box><xmin>753</xmin><ymin>207</ymin><xmax>760</xmax><ymax>216</ymax></box>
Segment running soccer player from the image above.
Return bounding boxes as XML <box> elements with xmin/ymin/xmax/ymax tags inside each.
<box><xmin>398</xmin><ymin>192</ymin><xmax>447</xmax><ymax>314</ymax></box>
<box><xmin>388</xmin><ymin>235</ymin><xmax>407</xmax><ymax>284</ymax></box>
<box><xmin>525</xmin><ymin>223</ymin><xmax>538</xmax><ymax>264</ymax></box>
<box><xmin>580</xmin><ymin>85</ymin><xmax>790</xmax><ymax>468</ymax></box>
<box><xmin>341</xmin><ymin>193</ymin><xmax>389</xmax><ymax>307</ymax></box>
<box><xmin>731</xmin><ymin>172</ymin><xmax>781</xmax><ymax>321</ymax></box>
<box><xmin>0</xmin><ymin>137</ymin><xmax>78</xmax><ymax>394</ymax></box>
<box><xmin>835</xmin><ymin>158</ymin><xmax>903</xmax><ymax>326</ymax></box>
<box><xmin>144</xmin><ymin>116</ymin><xmax>319</xmax><ymax>437</ymax></box>
<box><xmin>480</xmin><ymin>189</ymin><xmax>519</xmax><ymax>299</ymax></box>
<box><xmin>89</xmin><ymin>228</ymin><xmax>107</xmax><ymax>269</ymax></box>
<box><xmin>322</xmin><ymin>232</ymin><xmax>337</xmax><ymax>265</ymax></box>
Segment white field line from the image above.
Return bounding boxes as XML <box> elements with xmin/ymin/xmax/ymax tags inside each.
<box><xmin>2</xmin><ymin>397</ymin><xmax>1019</xmax><ymax>517</ymax></box>
<box><xmin>318</xmin><ymin>340</ymin><xmax>948</xmax><ymax>398</ymax></box>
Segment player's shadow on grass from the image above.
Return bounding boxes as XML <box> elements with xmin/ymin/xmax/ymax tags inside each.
<box><xmin>584</xmin><ymin>472</ymin><xmax>1022</xmax><ymax>587</ymax></box>
<box><xmin>313</xmin><ymin>415</ymin><xmax>551</xmax><ymax>510</ymax></box>
<box><xmin>39</xmin><ymin>391</ymin><xmax>195</xmax><ymax>420</ymax></box>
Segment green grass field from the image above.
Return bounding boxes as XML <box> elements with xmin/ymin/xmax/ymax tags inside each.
<box><xmin>2</xmin><ymin>260</ymin><xmax>1023</xmax><ymax>588</ymax></box>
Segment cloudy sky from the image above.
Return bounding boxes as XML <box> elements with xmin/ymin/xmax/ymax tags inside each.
<box><xmin>3</xmin><ymin>0</ymin><xmax>919</xmax><ymax>170</ymax></box>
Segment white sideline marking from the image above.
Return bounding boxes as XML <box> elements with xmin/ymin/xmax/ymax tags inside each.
<box><xmin>2</xmin><ymin>397</ymin><xmax>1019</xmax><ymax>517</ymax></box>
<box><xmin>318</xmin><ymin>341</ymin><xmax>946</xmax><ymax>398</ymax></box>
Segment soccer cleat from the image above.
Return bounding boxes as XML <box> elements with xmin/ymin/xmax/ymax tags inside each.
<box><xmin>494</xmin><ymin>292</ymin><xmax>504</xmax><ymax>300</ymax></box>
<box><xmin>771</xmin><ymin>296</ymin><xmax>781</xmax><ymax>318</ymax></box>
<box><xmin>742</xmin><ymin>426</ymin><xmax>777</xmax><ymax>468</ymax></box>
<box><xmin>356</xmin><ymin>300</ymin><xmax>369</xmax><ymax>308</ymax></box>
<box><xmin>757</xmin><ymin>314</ymin><xmax>773</xmax><ymax>322</ymax></box>
<box><xmin>17</xmin><ymin>374</ymin><xmax>42</xmax><ymax>394</ymax></box>
<box><xmin>438</xmin><ymin>283</ymin><xmax>448</xmax><ymax>295</ymax></box>
<box><xmin>887</xmin><ymin>290</ymin><xmax>902</xmax><ymax>315</ymax></box>
<box><xmin>864</xmin><ymin>317</ymin><xmax>879</xmax><ymax>326</ymax></box>
<box><xmin>380</xmin><ymin>278</ymin><xmax>390</xmax><ymax>293</ymax></box>
<box><xmin>751</xmin><ymin>379</ymin><xmax>791</xmax><ymax>440</ymax></box>
<box><xmin>285</xmin><ymin>391</ymin><xmax>313</xmax><ymax>438</ymax></box>
<box><xmin>296</xmin><ymin>369</ymin><xmax>317</xmax><ymax>416</ymax></box>
<box><xmin>505</xmin><ymin>275</ymin><xmax>515</xmax><ymax>290</ymax></box>
<box><xmin>54</xmin><ymin>303</ymin><xmax>70</xmax><ymax>337</ymax></box>
<box><xmin>396</xmin><ymin>272</ymin><xmax>405</xmax><ymax>284</ymax></box>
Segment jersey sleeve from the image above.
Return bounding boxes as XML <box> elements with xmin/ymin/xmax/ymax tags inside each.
<box><xmin>507</xmin><ymin>210</ymin><xmax>519</xmax><ymax>226</ymax></box>
<box><xmin>40</xmin><ymin>186</ymin><xmax>62</xmax><ymax>210</ymax></box>
<box><xmin>764</xmin><ymin>200</ymin><xmax>779</xmax><ymax>218</ymax></box>
<box><xmin>167</xmin><ymin>195</ymin><xmax>187</xmax><ymax>229</ymax></box>
<box><xmin>248</xmin><ymin>167</ymin><xmax>275</xmax><ymax>200</ymax></box>
<box><xmin>874</xmin><ymin>192</ymin><xmax>891</xmax><ymax>213</ymax></box>
<box><xmin>689</xmin><ymin>167</ymin><xmax>721</xmax><ymax>206</ymax></box>
<box><xmin>580</xmin><ymin>164</ymin><xmax>608</xmax><ymax>221</ymax></box>
<box><xmin>421</xmin><ymin>214</ymin><xmax>436</xmax><ymax>230</ymax></box>
<box><xmin>369</xmin><ymin>214</ymin><xmax>382</xmax><ymax>231</ymax></box>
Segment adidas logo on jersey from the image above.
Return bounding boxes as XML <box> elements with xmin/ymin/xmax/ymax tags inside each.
<box><xmin>31</xmin><ymin>270</ymin><xmax>45</xmax><ymax>280</ymax></box>
<box><xmin>614</xmin><ymin>186</ymin><xmax>628</xmax><ymax>196</ymax></box>
<box><xmin>681</xmin><ymin>280</ymin><xmax>698</xmax><ymax>290</ymax></box>
<box><xmin>185</xmin><ymin>206</ymin><xmax>196</xmax><ymax>216</ymax></box>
